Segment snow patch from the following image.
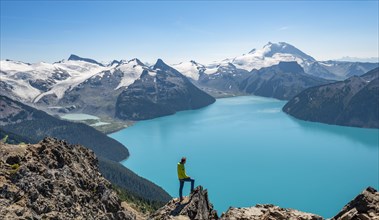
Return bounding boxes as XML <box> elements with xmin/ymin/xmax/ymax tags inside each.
<box><xmin>171</xmin><ymin>61</ymin><xmax>205</xmax><ymax>80</ymax></box>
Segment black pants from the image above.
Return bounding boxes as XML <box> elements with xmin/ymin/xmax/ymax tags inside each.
<box><xmin>179</xmin><ymin>177</ymin><xmax>195</xmax><ymax>199</ymax></box>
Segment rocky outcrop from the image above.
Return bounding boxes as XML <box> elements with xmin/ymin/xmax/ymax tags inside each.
<box><xmin>220</xmin><ymin>204</ymin><xmax>323</xmax><ymax>220</ymax></box>
<box><xmin>331</xmin><ymin>187</ymin><xmax>379</xmax><ymax>220</ymax></box>
<box><xmin>150</xmin><ymin>186</ymin><xmax>218</xmax><ymax>220</ymax></box>
<box><xmin>152</xmin><ymin>186</ymin><xmax>379</xmax><ymax>220</ymax></box>
<box><xmin>0</xmin><ymin>137</ymin><xmax>134</xmax><ymax>219</ymax></box>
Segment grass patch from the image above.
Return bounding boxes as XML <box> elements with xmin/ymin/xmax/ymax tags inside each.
<box><xmin>1</xmin><ymin>135</ymin><xmax>9</xmax><ymax>143</ymax></box>
<box><xmin>9</xmin><ymin>163</ymin><xmax>20</xmax><ymax>175</ymax></box>
<box><xmin>10</xmin><ymin>163</ymin><xmax>20</xmax><ymax>170</ymax></box>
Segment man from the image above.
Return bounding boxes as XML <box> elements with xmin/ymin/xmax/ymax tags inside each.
<box><xmin>177</xmin><ymin>157</ymin><xmax>195</xmax><ymax>202</ymax></box>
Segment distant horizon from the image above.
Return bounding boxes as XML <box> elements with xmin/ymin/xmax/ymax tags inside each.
<box><xmin>1</xmin><ymin>44</ymin><xmax>379</xmax><ymax>65</ymax></box>
<box><xmin>1</xmin><ymin>1</ymin><xmax>378</xmax><ymax>64</ymax></box>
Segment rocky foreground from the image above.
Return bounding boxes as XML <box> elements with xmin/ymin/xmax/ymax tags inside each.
<box><xmin>0</xmin><ymin>137</ymin><xmax>134</xmax><ymax>219</ymax></box>
<box><xmin>1</xmin><ymin>137</ymin><xmax>378</xmax><ymax>220</ymax></box>
<box><xmin>150</xmin><ymin>186</ymin><xmax>379</xmax><ymax>220</ymax></box>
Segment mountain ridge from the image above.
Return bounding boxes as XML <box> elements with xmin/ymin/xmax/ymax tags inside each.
<box><xmin>1</xmin><ymin>42</ymin><xmax>377</xmax><ymax>123</ymax></box>
<box><xmin>283</xmin><ymin>67</ymin><xmax>379</xmax><ymax>128</ymax></box>
<box><xmin>115</xmin><ymin>59</ymin><xmax>216</xmax><ymax>120</ymax></box>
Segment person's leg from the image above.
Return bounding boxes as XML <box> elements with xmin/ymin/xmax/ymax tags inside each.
<box><xmin>190</xmin><ymin>178</ymin><xmax>195</xmax><ymax>192</ymax></box>
<box><xmin>179</xmin><ymin>180</ymin><xmax>184</xmax><ymax>201</ymax></box>
<box><xmin>182</xmin><ymin>177</ymin><xmax>195</xmax><ymax>193</ymax></box>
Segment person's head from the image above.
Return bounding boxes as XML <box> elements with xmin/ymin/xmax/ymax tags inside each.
<box><xmin>180</xmin><ymin>157</ymin><xmax>187</xmax><ymax>164</ymax></box>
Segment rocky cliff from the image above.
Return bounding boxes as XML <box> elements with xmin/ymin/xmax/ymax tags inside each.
<box><xmin>0</xmin><ymin>137</ymin><xmax>134</xmax><ymax>219</ymax></box>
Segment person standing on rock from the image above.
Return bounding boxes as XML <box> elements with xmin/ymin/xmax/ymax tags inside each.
<box><xmin>177</xmin><ymin>157</ymin><xmax>195</xmax><ymax>202</ymax></box>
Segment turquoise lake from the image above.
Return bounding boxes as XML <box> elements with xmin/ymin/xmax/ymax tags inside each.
<box><xmin>110</xmin><ymin>96</ymin><xmax>379</xmax><ymax>218</ymax></box>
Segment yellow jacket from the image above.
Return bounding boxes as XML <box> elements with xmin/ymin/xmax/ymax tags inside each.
<box><xmin>177</xmin><ymin>162</ymin><xmax>189</xmax><ymax>180</ymax></box>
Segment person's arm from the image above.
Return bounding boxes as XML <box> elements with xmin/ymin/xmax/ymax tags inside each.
<box><xmin>183</xmin><ymin>165</ymin><xmax>189</xmax><ymax>179</ymax></box>
<box><xmin>178</xmin><ymin>163</ymin><xmax>189</xmax><ymax>179</ymax></box>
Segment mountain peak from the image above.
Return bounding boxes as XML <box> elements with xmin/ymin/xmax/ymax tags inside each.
<box><xmin>190</xmin><ymin>60</ymin><xmax>199</xmax><ymax>65</ymax></box>
<box><xmin>248</xmin><ymin>48</ymin><xmax>256</xmax><ymax>54</ymax></box>
<box><xmin>153</xmin><ymin>58</ymin><xmax>169</xmax><ymax>70</ymax></box>
<box><xmin>68</xmin><ymin>54</ymin><xmax>104</xmax><ymax>66</ymax></box>
<box><xmin>259</xmin><ymin>42</ymin><xmax>316</xmax><ymax>61</ymax></box>
<box><xmin>109</xmin><ymin>60</ymin><xmax>121</xmax><ymax>66</ymax></box>
<box><xmin>130</xmin><ymin>58</ymin><xmax>145</xmax><ymax>66</ymax></box>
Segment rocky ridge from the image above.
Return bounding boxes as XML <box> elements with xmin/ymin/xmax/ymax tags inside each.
<box><xmin>331</xmin><ymin>186</ymin><xmax>379</xmax><ymax>220</ymax></box>
<box><xmin>283</xmin><ymin>67</ymin><xmax>379</xmax><ymax>128</ymax></box>
<box><xmin>150</xmin><ymin>186</ymin><xmax>379</xmax><ymax>220</ymax></box>
<box><xmin>150</xmin><ymin>186</ymin><xmax>218</xmax><ymax>220</ymax></box>
<box><xmin>220</xmin><ymin>205</ymin><xmax>322</xmax><ymax>220</ymax></box>
<box><xmin>0</xmin><ymin>137</ymin><xmax>134</xmax><ymax>219</ymax></box>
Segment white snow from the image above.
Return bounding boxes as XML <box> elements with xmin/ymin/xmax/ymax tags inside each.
<box><xmin>114</xmin><ymin>59</ymin><xmax>150</xmax><ymax>89</ymax></box>
<box><xmin>34</xmin><ymin>60</ymin><xmax>113</xmax><ymax>102</ymax></box>
<box><xmin>319</xmin><ymin>62</ymin><xmax>334</xmax><ymax>67</ymax></box>
<box><xmin>171</xmin><ymin>61</ymin><xmax>205</xmax><ymax>80</ymax></box>
<box><xmin>0</xmin><ymin>59</ymin><xmax>119</xmax><ymax>102</ymax></box>
<box><xmin>147</xmin><ymin>70</ymin><xmax>157</xmax><ymax>77</ymax></box>
<box><xmin>1</xmin><ymin>60</ymin><xmax>33</xmax><ymax>73</ymax></box>
<box><xmin>1</xmin><ymin>77</ymin><xmax>41</xmax><ymax>100</ymax></box>
<box><xmin>232</xmin><ymin>50</ymin><xmax>304</xmax><ymax>71</ymax></box>
<box><xmin>228</xmin><ymin>42</ymin><xmax>313</xmax><ymax>71</ymax></box>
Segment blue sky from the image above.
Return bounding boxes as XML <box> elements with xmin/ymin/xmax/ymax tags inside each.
<box><xmin>1</xmin><ymin>1</ymin><xmax>378</xmax><ymax>64</ymax></box>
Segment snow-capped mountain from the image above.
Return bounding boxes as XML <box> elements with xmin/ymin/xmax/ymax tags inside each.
<box><xmin>171</xmin><ymin>60</ymin><xmax>206</xmax><ymax>81</ymax></box>
<box><xmin>0</xmin><ymin>55</ymin><xmax>147</xmax><ymax>104</ymax></box>
<box><xmin>0</xmin><ymin>55</ymin><xmax>151</xmax><ymax>116</ymax></box>
<box><xmin>171</xmin><ymin>42</ymin><xmax>378</xmax><ymax>82</ymax></box>
<box><xmin>1</xmin><ymin>43</ymin><xmax>378</xmax><ymax>117</ymax></box>
<box><xmin>232</xmin><ymin>42</ymin><xmax>316</xmax><ymax>71</ymax></box>
<box><xmin>310</xmin><ymin>60</ymin><xmax>379</xmax><ymax>79</ymax></box>
<box><xmin>0</xmin><ymin>55</ymin><xmax>216</xmax><ymax>117</ymax></box>
<box><xmin>115</xmin><ymin>59</ymin><xmax>215</xmax><ymax>120</ymax></box>
<box><xmin>1</xmin><ymin>58</ymin><xmax>102</xmax><ymax>102</ymax></box>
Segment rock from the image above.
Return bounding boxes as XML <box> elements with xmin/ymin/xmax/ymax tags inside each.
<box><xmin>0</xmin><ymin>137</ymin><xmax>134</xmax><ymax>219</ymax></box>
<box><xmin>220</xmin><ymin>204</ymin><xmax>323</xmax><ymax>220</ymax></box>
<box><xmin>150</xmin><ymin>186</ymin><xmax>218</xmax><ymax>220</ymax></box>
<box><xmin>331</xmin><ymin>187</ymin><xmax>379</xmax><ymax>220</ymax></box>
